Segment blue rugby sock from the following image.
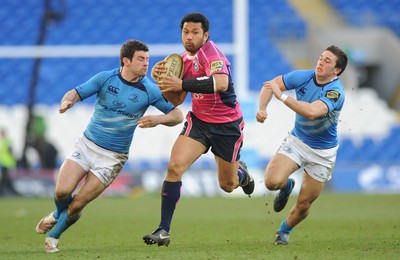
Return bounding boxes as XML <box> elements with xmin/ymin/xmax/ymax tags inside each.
<box><xmin>48</xmin><ymin>208</ymin><xmax>80</xmax><ymax>239</ymax></box>
<box><xmin>53</xmin><ymin>194</ymin><xmax>73</xmax><ymax>220</ymax></box>
<box><xmin>283</xmin><ymin>178</ymin><xmax>294</xmax><ymax>193</ymax></box>
<box><xmin>278</xmin><ymin>219</ymin><xmax>293</xmax><ymax>234</ymax></box>
<box><xmin>159</xmin><ymin>181</ymin><xmax>182</xmax><ymax>233</ymax></box>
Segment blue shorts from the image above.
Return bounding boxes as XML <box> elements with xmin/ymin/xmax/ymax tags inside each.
<box><xmin>180</xmin><ymin>112</ymin><xmax>244</xmax><ymax>163</ymax></box>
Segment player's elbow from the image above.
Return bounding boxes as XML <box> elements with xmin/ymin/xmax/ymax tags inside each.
<box><xmin>214</xmin><ymin>82</ymin><xmax>229</xmax><ymax>93</ymax></box>
<box><xmin>213</xmin><ymin>74</ymin><xmax>229</xmax><ymax>92</ymax></box>
<box><xmin>216</xmin><ymin>84</ymin><xmax>228</xmax><ymax>92</ymax></box>
<box><xmin>303</xmin><ymin>101</ymin><xmax>329</xmax><ymax>120</ymax></box>
<box><xmin>303</xmin><ymin>110</ymin><xmax>324</xmax><ymax>120</ymax></box>
<box><xmin>168</xmin><ymin>109</ymin><xmax>184</xmax><ymax>126</ymax></box>
<box><xmin>176</xmin><ymin>110</ymin><xmax>184</xmax><ymax>124</ymax></box>
<box><xmin>304</xmin><ymin>113</ymin><xmax>317</xmax><ymax>120</ymax></box>
<box><xmin>170</xmin><ymin>99</ymin><xmax>184</xmax><ymax>107</ymax></box>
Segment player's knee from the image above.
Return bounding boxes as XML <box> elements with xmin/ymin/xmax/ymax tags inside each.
<box><xmin>265</xmin><ymin>176</ymin><xmax>285</xmax><ymax>191</ymax></box>
<box><xmin>54</xmin><ymin>189</ymin><xmax>70</xmax><ymax>201</ymax></box>
<box><xmin>68</xmin><ymin>199</ymin><xmax>86</xmax><ymax>217</ymax></box>
<box><xmin>219</xmin><ymin>180</ymin><xmax>235</xmax><ymax>193</ymax></box>
<box><xmin>167</xmin><ymin>161</ymin><xmax>185</xmax><ymax>180</ymax></box>
<box><xmin>295</xmin><ymin>200</ymin><xmax>312</xmax><ymax>214</ymax></box>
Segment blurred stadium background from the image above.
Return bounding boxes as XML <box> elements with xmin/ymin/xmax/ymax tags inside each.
<box><xmin>0</xmin><ymin>0</ymin><xmax>399</xmax><ymax>197</ymax></box>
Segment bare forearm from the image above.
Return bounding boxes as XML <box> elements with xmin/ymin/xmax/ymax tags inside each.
<box><xmin>160</xmin><ymin>108</ymin><xmax>184</xmax><ymax>126</ymax></box>
<box><xmin>259</xmin><ymin>87</ymin><xmax>273</xmax><ymax>111</ymax></box>
<box><xmin>61</xmin><ymin>89</ymin><xmax>80</xmax><ymax>103</ymax></box>
<box><xmin>59</xmin><ymin>89</ymin><xmax>81</xmax><ymax>113</ymax></box>
<box><xmin>282</xmin><ymin>98</ymin><xmax>327</xmax><ymax>120</ymax></box>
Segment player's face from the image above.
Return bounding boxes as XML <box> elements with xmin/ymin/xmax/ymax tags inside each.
<box><xmin>129</xmin><ymin>51</ymin><xmax>149</xmax><ymax>76</ymax></box>
<box><xmin>315</xmin><ymin>51</ymin><xmax>341</xmax><ymax>80</ymax></box>
<box><xmin>181</xmin><ymin>22</ymin><xmax>209</xmax><ymax>55</ymax></box>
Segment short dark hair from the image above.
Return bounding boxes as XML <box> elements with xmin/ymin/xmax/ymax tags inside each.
<box><xmin>120</xmin><ymin>40</ymin><xmax>149</xmax><ymax>67</ymax></box>
<box><xmin>326</xmin><ymin>45</ymin><xmax>348</xmax><ymax>76</ymax></box>
<box><xmin>180</xmin><ymin>12</ymin><xmax>209</xmax><ymax>33</ymax></box>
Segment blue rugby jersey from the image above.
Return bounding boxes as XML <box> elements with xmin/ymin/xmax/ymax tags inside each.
<box><xmin>282</xmin><ymin>69</ymin><xmax>345</xmax><ymax>149</ymax></box>
<box><xmin>75</xmin><ymin>68</ymin><xmax>175</xmax><ymax>153</ymax></box>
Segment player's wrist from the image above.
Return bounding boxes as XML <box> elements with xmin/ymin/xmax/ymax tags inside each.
<box><xmin>279</xmin><ymin>94</ymin><xmax>288</xmax><ymax>102</ymax></box>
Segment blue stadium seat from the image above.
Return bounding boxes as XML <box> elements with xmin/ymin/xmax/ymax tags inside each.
<box><xmin>327</xmin><ymin>0</ymin><xmax>400</xmax><ymax>37</ymax></box>
<box><xmin>0</xmin><ymin>0</ymin><xmax>303</xmax><ymax>104</ymax></box>
<box><xmin>337</xmin><ymin>138</ymin><xmax>357</xmax><ymax>161</ymax></box>
<box><xmin>0</xmin><ymin>1</ymin><xmax>42</xmax><ymax>45</ymax></box>
<box><xmin>353</xmin><ymin>138</ymin><xmax>378</xmax><ymax>162</ymax></box>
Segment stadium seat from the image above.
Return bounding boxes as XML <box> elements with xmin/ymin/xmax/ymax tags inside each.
<box><xmin>337</xmin><ymin>138</ymin><xmax>357</xmax><ymax>161</ymax></box>
<box><xmin>1</xmin><ymin>0</ymin><xmax>398</xmax><ymax>173</ymax></box>
<box><xmin>327</xmin><ymin>0</ymin><xmax>400</xmax><ymax>37</ymax></box>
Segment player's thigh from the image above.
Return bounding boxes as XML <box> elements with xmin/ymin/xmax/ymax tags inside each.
<box><xmin>215</xmin><ymin>157</ymin><xmax>239</xmax><ymax>184</ymax></box>
<box><xmin>265</xmin><ymin>153</ymin><xmax>299</xmax><ymax>186</ymax></box>
<box><xmin>167</xmin><ymin>135</ymin><xmax>207</xmax><ymax>177</ymax></box>
<box><xmin>297</xmin><ymin>172</ymin><xmax>325</xmax><ymax>207</ymax></box>
<box><xmin>55</xmin><ymin>159</ymin><xmax>87</xmax><ymax>196</ymax></box>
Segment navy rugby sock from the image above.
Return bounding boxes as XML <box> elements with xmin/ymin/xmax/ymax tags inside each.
<box><xmin>159</xmin><ymin>181</ymin><xmax>182</xmax><ymax>233</ymax></box>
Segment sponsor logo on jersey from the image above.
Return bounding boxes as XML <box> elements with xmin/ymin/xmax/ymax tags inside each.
<box><xmin>193</xmin><ymin>60</ymin><xmax>199</xmax><ymax>72</ymax></box>
<box><xmin>107</xmin><ymin>85</ymin><xmax>119</xmax><ymax>95</ymax></box>
<box><xmin>99</xmin><ymin>101</ymin><xmax>138</xmax><ymax>119</ymax></box>
<box><xmin>210</xmin><ymin>60</ymin><xmax>223</xmax><ymax>73</ymax></box>
<box><xmin>129</xmin><ymin>94</ymin><xmax>139</xmax><ymax>103</ymax></box>
<box><xmin>113</xmin><ymin>101</ymin><xmax>126</xmax><ymax>108</ymax></box>
<box><xmin>325</xmin><ymin>90</ymin><xmax>340</xmax><ymax>102</ymax></box>
<box><xmin>298</xmin><ymin>86</ymin><xmax>307</xmax><ymax>96</ymax></box>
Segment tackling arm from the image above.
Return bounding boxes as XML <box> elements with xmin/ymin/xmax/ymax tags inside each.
<box><xmin>138</xmin><ymin>107</ymin><xmax>184</xmax><ymax>128</ymax></box>
<box><xmin>263</xmin><ymin>76</ymin><xmax>329</xmax><ymax>119</ymax></box>
<box><xmin>256</xmin><ymin>76</ymin><xmax>284</xmax><ymax>123</ymax></box>
<box><xmin>283</xmin><ymin>98</ymin><xmax>328</xmax><ymax>120</ymax></box>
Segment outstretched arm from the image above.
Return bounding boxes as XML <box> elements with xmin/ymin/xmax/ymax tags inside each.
<box><xmin>59</xmin><ymin>89</ymin><xmax>81</xmax><ymax>113</ymax></box>
<box><xmin>256</xmin><ymin>76</ymin><xmax>285</xmax><ymax>123</ymax></box>
<box><xmin>262</xmin><ymin>76</ymin><xmax>329</xmax><ymax>120</ymax></box>
<box><xmin>138</xmin><ymin>107</ymin><xmax>183</xmax><ymax>128</ymax></box>
<box><xmin>280</xmin><ymin>94</ymin><xmax>329</xmax><ymax>120</ymax></box>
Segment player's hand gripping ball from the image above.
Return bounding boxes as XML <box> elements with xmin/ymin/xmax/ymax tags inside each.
<box><xmin>153</xmin><ymin>53</ymin><xmax>184</xmax><ymax>83</ymax></box>
<box><xmin>153</xmin><ymin>54</ymin><xmax>186</xmax><ymax>106</ymax></box>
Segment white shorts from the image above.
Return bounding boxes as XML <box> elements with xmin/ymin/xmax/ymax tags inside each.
<box><xmin>66</xmin><ymin>136</ymin><xmax>128</xmax><ymax>187</ymax></box>
<box><xmin>277</xmin><ymin>134</ymin><xmax>338</xmax><ymax>183</ymax></box>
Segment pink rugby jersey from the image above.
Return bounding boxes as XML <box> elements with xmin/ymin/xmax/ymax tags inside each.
<box><xmin>182</xmin><ymin>41</ymin><xmax>242</xmax><ymax>123</ymax></box>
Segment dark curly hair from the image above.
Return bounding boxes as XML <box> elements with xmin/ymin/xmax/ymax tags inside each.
<box><xmin>180</xmin><ymin>12</ymin><xmax>209</xmax><ymax>33</ymax></box>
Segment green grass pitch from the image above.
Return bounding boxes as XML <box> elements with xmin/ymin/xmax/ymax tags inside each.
<box><xmin>0</xmin><ymin>193</ymin><xmax>399</xmax><ymax>259</ymax></box>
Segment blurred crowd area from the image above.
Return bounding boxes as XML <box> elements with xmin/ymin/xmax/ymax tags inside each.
<box><xmin>0</xmin><ymin>0</ymin><xmax>399</xmax><ymax>196</ymax></box>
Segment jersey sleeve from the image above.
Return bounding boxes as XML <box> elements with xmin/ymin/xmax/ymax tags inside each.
<box><xmin>142</xmin><ymin>76</ymin><xmax>175</xmax><ymax>114</ymax></box>
<box><xmin>319</xmin><ymin>83</ymin><xmax>345</xmax><ymax>112</ymax></box>
<box><xmin>197</xmin><ymin>41</ymin><xmax>230</xmax><ymax>76</ymax></box>
<box><xmin>75</xmin><ymin>71</ymin><xmax>109</xmax><ymax>100</ymax></box>
<box><xmin>282</xmin><ymin>70</ymin><xmax>314</xmax><ymax>91</ymax></box>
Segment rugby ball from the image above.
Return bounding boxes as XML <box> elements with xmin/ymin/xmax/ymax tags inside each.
<box><xmin>154</xmin><ymin>53</ymin><xmax>184</xmax><ymax>83</ymax></box>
